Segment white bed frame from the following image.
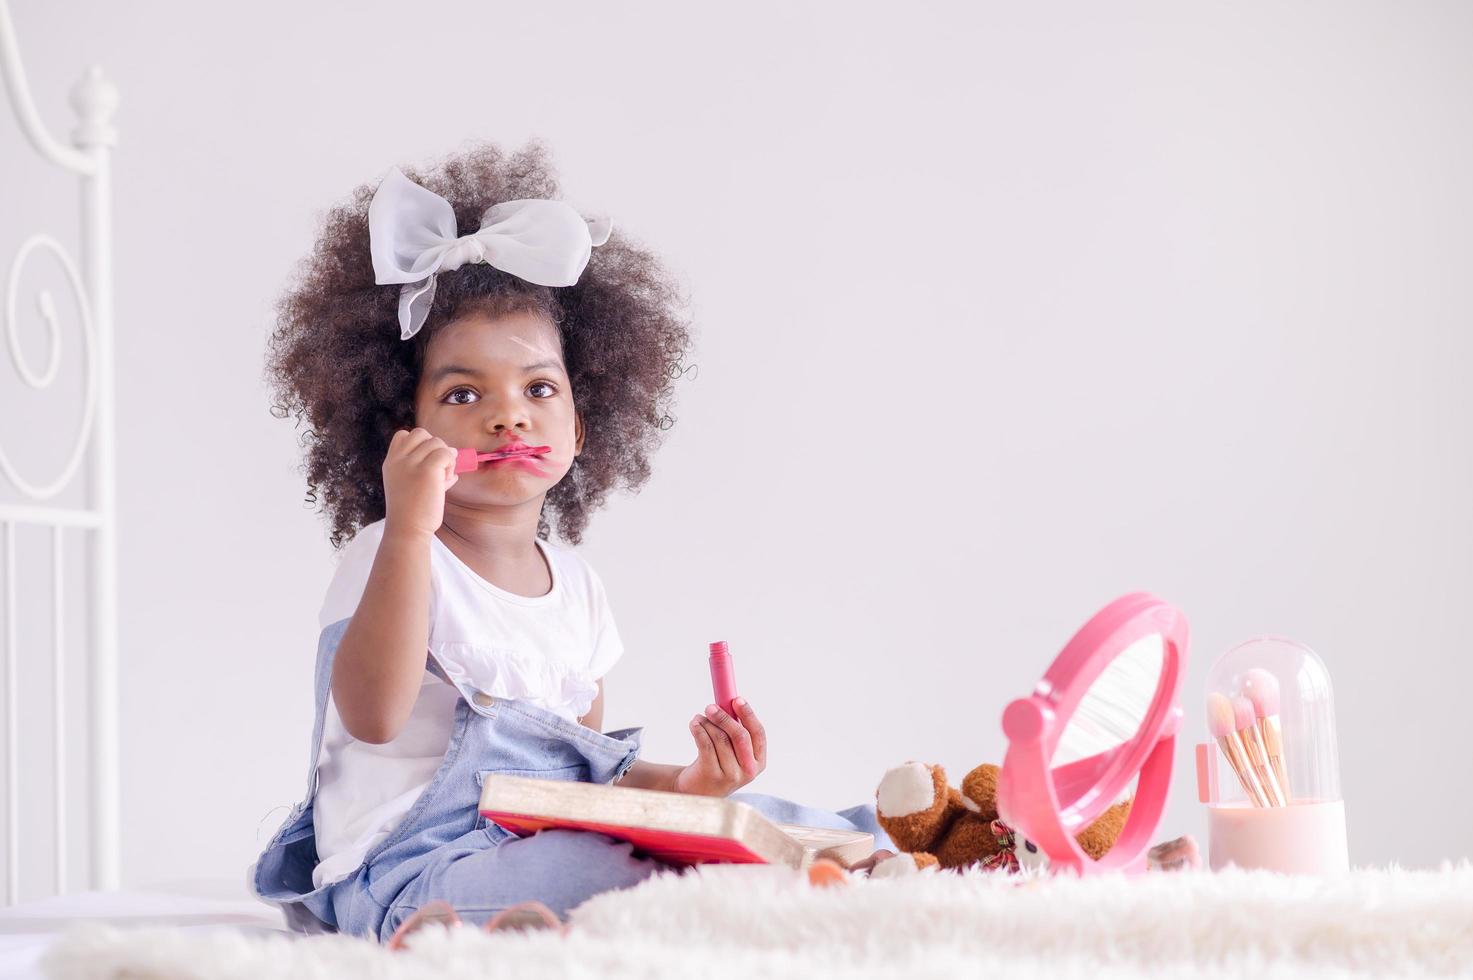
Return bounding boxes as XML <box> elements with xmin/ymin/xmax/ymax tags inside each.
<box><xmin>0</xmin><ymin>0</ymin><xmax>119</xmax><ymax>902</ymax></box>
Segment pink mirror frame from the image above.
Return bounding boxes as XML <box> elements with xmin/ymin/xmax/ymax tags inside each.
<box><xmin>997</xmin><ymin>592</ymin><xmax>1188</xmax><ymax>875</ymax></box>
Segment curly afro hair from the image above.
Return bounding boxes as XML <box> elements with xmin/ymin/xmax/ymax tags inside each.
<box><xmin>266</xmin><ymin>142</ymin><xmax>693</xmax><ymax>549</ymax></box>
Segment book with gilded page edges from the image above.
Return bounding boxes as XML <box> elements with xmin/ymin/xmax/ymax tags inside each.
<box><xmin>478</xmin><ymin>774</ymin><xmax>874</xmax><ymax>869</ymax></box>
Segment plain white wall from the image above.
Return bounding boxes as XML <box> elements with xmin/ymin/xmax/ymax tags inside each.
<box><xmin>1</xmin><ymin>0</ymin><xmax>1469</xmax><ymax>897</ymax></box>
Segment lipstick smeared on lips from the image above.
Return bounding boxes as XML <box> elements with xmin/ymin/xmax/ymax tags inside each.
<box><xmin>453</xmin><ymin>445</ymin><xmax>553</xmax><ymax>474</ymax></box>
<box><xmin>490</xmin><ymin>443</ymin><xmax>550</xmax><ymax>459</ymax></box>
<box><xmin>486</xmin><ymin>444</ymin><xmax>551</xmax><ymax>473</ymax></box>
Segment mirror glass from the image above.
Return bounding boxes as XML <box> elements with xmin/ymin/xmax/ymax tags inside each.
<box><xmin>1050</xmin><ymin>632</ymin><xmax>1165</xmax><ymax>810</ymax></box>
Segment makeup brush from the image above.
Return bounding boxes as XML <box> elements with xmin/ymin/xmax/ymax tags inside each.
<box><xmin>1206</xmin><ymin>692</ymin><xmax>1269</xmax><ymax>807</ymax></box>
<box><xmin>1242</xmin><ymin>668</ymin><xmax>1291</xmax><ymax>804</ymax></box>
<box><xmin>1233</xmin><ymin>694</ymin><xmax>1285</xmax><ymax>807</ymax></box>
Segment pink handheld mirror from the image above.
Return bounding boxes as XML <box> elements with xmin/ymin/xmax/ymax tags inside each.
<box><xmin>996</xmin><ymin>592</ymin><xmax>1188</xmax><ymax>876</ymax></box>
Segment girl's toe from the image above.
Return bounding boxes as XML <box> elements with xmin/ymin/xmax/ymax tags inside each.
<box><xmin>387</xmin><ymin>900</ymin><xmax>461</xmax><ymax>950</ymax></box>
<box><xmin>482</xmin><ymin>900</ymin><xmax>565</xmax><ymax>934</ymax></box>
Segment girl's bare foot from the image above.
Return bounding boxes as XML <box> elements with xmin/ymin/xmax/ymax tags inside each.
<box><xmin>387</xmin><ymin>900</ymin><xmax>461</xmax><ymax>950</ymax></box>
<box><xmin>807</xmin><ymin>858</ymin><xmax>850</xmax><ymax>887</ymax></box>
<box><xmin>483</xmin><ymin>900</ymin><xmax>567</xmax><ymax>935</ymax></box>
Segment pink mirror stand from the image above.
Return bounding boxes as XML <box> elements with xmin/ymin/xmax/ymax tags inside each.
<box><xmin>997</xmin><ymin>592</ymin><xmax>1188</xmax><ymax>876</ymax></box>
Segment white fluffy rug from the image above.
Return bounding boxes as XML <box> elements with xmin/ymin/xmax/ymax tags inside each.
<box><xmin>42</xmin><ymin>863</ymin><xmax>1473</xmax><ymax>979</ymax></box>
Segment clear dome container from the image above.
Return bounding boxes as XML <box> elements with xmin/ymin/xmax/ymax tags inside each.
<box><xmin>1195</xmin><ymin>636</ymin><xmax>1349</xmax><ymax>873</ymax></box>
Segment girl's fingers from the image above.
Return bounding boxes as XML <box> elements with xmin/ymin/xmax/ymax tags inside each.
<box><xmin>430</xmin><ymin>446</ymin><xmax>458</xmax><ymax>486</ymax></box>
<box><xmin>394</xmin><ymin>427</ymin><xmax>432</xmax><ymax>454</ymax></box>
<box><xmin>385</xmin><ymin>429</ymin><xmax>414</xmax><ymax>465</ymax></box>
<box><xmin>704</xmin><ymin>704</ymin><xmax>758</xmax><ymax>777</ymax></box>
<box><xmin>690</xmin><ymin>715</ymin><xmax>718</xmax><ymax>767</ymax></box>
<box><xmin>733</xmin><ymin>698</ymin><xmax>766</xmax><ymax>766</ymax></box>
<box><xmin>406</xmin><ymin>438</ymin><xmax>451</xmax><ymax>465</ymax></box>
<box><xmin>404</xmin><ymin>443</ymin><xmax>457</xmax><ymax>486</ymax></box>
<box><xmin>697</xmin><ymin>718</ymin><xmax>740</xmax><ymax>781</ymax></box>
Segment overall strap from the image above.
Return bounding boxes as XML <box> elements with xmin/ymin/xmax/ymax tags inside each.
<box><xmin>304</xmin><ymin>618</ymin><xmax>351</xmax><ymax>793</ymax></box>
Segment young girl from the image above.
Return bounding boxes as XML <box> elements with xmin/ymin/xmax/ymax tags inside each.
<box><xmin>250</xmin><ymin>143</ymin><xmax>892</xmax><ymax>941</ymax></box>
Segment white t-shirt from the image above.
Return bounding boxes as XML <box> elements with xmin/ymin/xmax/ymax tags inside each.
<box><xmin>309</xmin><ymin>520</ymin><xmax>624</xmax><ymax>889</ymax></box>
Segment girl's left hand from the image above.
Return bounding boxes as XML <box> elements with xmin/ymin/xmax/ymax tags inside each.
<box><xmin>673</xmin><ymin>699</ymin><xmax>767</xmax><ymax>797</ymax></box>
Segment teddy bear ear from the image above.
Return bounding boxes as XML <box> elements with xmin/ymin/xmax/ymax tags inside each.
<box><xmin>959</xmin><ymin>763</ymin><xmax>1001</xmax><ymax>813</ymax></box>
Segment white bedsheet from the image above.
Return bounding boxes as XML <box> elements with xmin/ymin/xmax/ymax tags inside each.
<box><xmin>0</xmin><ymin>880</ymin><xmax>288</xmax><ymax>979</ymax></box>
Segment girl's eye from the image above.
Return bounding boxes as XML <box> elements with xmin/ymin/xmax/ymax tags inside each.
<box><xmin>444</xmin><ymin>383</ymin><xmax>556</xmax><ymax>404</ymax></box>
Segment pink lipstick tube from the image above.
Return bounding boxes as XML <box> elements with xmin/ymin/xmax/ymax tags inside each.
<box><xmin>454</xmin><ymin>445</ymin><xmax>551</xmax><ymax>474</ymax></box>
<box><xmin>708</xmin><ymin>641</ymin><xmax>739</xmax><ymax>717</ymax></box>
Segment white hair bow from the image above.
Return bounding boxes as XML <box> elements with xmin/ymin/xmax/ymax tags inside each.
<box><xmin>367</xmin><ymin>167</ymin><xmax>612</xmax><ymax>339</ymax></box>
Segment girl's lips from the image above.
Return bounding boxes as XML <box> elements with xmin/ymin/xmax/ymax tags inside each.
<box><xmin>485</xmin><ymin>454</ymin><xmax>549</xmax><ymax>474</ymax></box>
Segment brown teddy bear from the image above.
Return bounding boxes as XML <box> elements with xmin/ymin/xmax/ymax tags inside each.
<box><xmin>872</xmin><ymin>761</ymin><xmax>1133</xmax><ymax>875</ymax></box>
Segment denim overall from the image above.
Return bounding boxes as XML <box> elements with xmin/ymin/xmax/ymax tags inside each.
<box><xmin>251</xmin><ymin>618</ymin><xmax>891</xmax><ymax>941</ymax></box>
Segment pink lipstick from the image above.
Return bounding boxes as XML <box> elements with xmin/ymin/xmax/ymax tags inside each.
<box><xmin>454</xmin><ymin>445</ymin><xmax>552</xmax><ymax>474</ymax></box>
<box><xmin>708</xmin><ymin>641</ymin><xmax>739</xmax><ymax>717</ymax></box>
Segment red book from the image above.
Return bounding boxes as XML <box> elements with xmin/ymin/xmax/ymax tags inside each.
<box><xmin>479</xmin><ymin>774</ymin><xmax>873</xmax><ymax>869</ymax></box>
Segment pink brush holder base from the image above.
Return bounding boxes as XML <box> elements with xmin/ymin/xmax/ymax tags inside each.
<box><xmin>1206</xmin><ymin>799</ymin><xmax>1348</xmax><ymax>874</ymax></box>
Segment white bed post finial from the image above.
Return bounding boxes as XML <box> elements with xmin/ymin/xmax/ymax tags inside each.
<box><xmin>71</xmin><ymin>66</ymin><xmax>119</xmax><ymax>149</ymax></box>
<box><xmin>72</xmin><ymin>62</ymin><xmax>121</xmax><ymax>895</ymax></box>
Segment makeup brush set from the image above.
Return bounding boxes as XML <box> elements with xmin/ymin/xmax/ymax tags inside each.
<box><xmin>1205</xmin><ymin>671</ymin><xmax>1289</xmax><ymax>808</ymax></box>
<box><xmin>1195</xmin><ymin>637</ymin><xmax>1349</xmax><ymax>873</ymax></box>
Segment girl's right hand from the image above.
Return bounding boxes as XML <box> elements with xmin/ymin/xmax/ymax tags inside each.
<box><xmin>382</xmin><ymin>427</ymin><xmax>459</xmax><ymax>537</ymax></box>
<box><xmin>672</xmin><ymin>699</ymin><xmax>766</xmax><ymax>797</ymax></box>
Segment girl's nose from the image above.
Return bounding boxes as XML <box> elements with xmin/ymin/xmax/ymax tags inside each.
<box><xmin>482</xmin><ymin>398</ymin><xmax>531</xmax><ymax>434</ymax></box>
<box><xmin>486</xmin><ymin>417</ymin><xmax>530</xmax><ymax>436</ymax></box>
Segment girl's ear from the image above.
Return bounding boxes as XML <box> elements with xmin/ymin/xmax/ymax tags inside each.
<box><xmin>574</xmin><ymin>411</ymin><xmax>585</xmax><ymax>456</ymax></box>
